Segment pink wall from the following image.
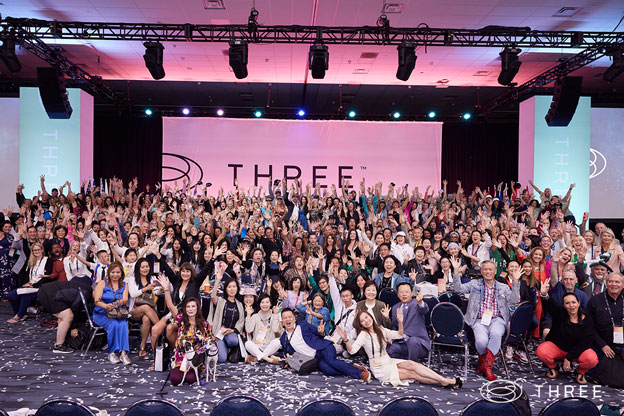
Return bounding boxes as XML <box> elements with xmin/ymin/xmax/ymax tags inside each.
<box><xmin>163</xmin><ymin>118</ymin><xmax>443</xmax><ymax>192</ymax></box>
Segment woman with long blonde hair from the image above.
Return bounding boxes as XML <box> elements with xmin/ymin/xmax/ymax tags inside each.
<box><xmin>599</xmin><ymin>228</ymin><xmax>624</xmax><ymax>273</ymax></box>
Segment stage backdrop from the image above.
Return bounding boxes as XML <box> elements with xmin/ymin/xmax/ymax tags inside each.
<box><xmin>0</xmin><ymin>98</ymin><xmax>20</xmax><ymax>210</ymax></box>
<box><xmin>162</xmin><ymin>118</ymin><xmax>442</xmax><ymax>192</ymax></box>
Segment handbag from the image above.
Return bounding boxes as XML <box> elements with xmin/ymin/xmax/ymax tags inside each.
<box><xmin>105</xmin><ymin>286</ymin><xmax>129</xmax><ymax>319</ymax></box>
<box><xmin>134</xmin><ymin>288</ymin><xmax>157</xmax><ymax>308</ymax></box>
<box><xmin>286</xmin><ymin>352</ymin><xmax>318</xmax><ymax>375</ymax></box>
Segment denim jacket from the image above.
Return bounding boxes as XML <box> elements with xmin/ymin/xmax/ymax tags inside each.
<box><xmin>453</xmin><ymin>274</ymin><xmax>520</xmax><ymax>326</ymax></box>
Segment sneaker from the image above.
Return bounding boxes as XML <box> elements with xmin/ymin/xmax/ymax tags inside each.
<box><xmin>504</xmin><ymin>346</ymin><xmax>514</xmax><ymax>361</ymax></box>
<box><xmin>120</xmin><ymin>352</ymin><xmax>131</xmax><ymax>366</ymax></box>
<box><xmin>108</xmin><ymin>353</ymin><xmax>121</xmax><ymax>364</ymax></box>
<box><xmin>514</xmin><ymin>350</ymin><xmax>529</xmax><ymax>364</ymax></box>
<box><xmin>53</xmin><ymin>344</ymin><xmax>73</xmax><ymax>354</ymax></box>
<box><xmin>26</xmin><ymin>306</ymin><xmax>38</xmax><ymax>315</ymax></box>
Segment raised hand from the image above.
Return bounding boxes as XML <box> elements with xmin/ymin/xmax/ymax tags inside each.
<box><xmin>381</xmin><ymin>304</ymin><xmax>391</xmax><ymax>320</ymax></box>
<box><xmin>317</xmin><ymin>320</ymin><xmax>326</xmax><ymax>335</ymax></box>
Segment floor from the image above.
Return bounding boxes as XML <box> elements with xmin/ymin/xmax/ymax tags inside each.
<box><xmin>0</xmin><ymin>302</ymin><xmax>621</xmax><ymax>416</ymax></box>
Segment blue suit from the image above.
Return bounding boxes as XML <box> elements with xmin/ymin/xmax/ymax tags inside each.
<box><xmin>280</xmin><ymin>321</ymin><xmax>362</xmax><ymax>379</ymax></box>
<box><xmin>387</xmin><ymin>298</ymin><xmax>430</xmax><ymax>361</ymax></box>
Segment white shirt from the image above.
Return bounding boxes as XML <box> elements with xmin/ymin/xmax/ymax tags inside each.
<box><xmin>391</xmin><ymin>242</ymin><xmax>415</xmax><ymax>265</ymax></box>
<box><xmin>286</xmin><ymin>326</ymin><xmax>316</xmax><ymax>357</ymax></box>
<box><xmin>63</xmin><ymin>257</ymin><xmax>91</xmax><ymax>281</ymax></box>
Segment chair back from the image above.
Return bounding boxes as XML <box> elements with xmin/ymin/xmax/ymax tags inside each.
<box><xmin>78</xmin><ymin>289</ymin><xmax>96</xmax><ymax>329</ymax></box>
<box><xmin>506</xmin><ymin>302</ymin><xmax>533</xmax><ymax>342</ymax></box>
<box><xmin>538</xmin><ymin>397</ymin><xmax>600</xmax><ymax>416</ymax></box>
<box><xmin>461</xmin><ymin>399</ymin><xmax>520</xmax><ymax>416</ymax></box>
<box><xmin>438</xmin><ymin>292</ymin><xmax>463</xmax><ymax>309</ymax></box>
<box><xmin>378</xmin><ymin>397</ymin><xmax>438</xmax><ymax>416</ymax></box>
<box><xmin>125</xmin><ymin>399</ymin><xmax>184</xmax><ymax>416</ymax></box>
<box><xmin>422</xmin><ymin>296</ymin><xmax>439</xmax><ymax>330</ymax></box>
<box><xmin>211</xmin><ymin>395</ymin><xmax>271</xmax><ymax>416</ymax></box>
<box><xmin>35</xmin><ymin>399</ymin><xmax>95</xmax><ymax>416</ymax></box>
<box><xmin>430</xmin><ymin>302</ymin><xmax>464</xmax><ymax>337</ymax></box>
<box><xmin>379</xmin><ymin>289</ymin><xmax>399</xmax><ymax>308</ymax></box>
<box><xmin>297</xmin><ymin>400</ymin><xmax>354</xmax><ymax>416</ymax></box>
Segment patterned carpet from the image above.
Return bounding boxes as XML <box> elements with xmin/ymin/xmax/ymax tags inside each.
<box><xmin>0</xmin><ymin>302</ymin><xmax>621</xmax><ymax>416</ymax></box>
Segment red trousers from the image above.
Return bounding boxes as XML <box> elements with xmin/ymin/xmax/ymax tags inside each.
<box><xmin>536</xmin><ymin>341</ymin><xmax>598</xmax><ymax>374</ymax></box>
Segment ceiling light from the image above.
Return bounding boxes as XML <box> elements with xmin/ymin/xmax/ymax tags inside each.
<box><xmin>145</xmin><ymin>108</ymin><xmax>153</xmax><ymax>116</ymax></box>
<box><xmin>498</xmin><ymin>46</ymin><xmax>522</xmax><ymax>86</ymax></box>
<box><xmin>0</xmin><ymin>35</ymin><xmax>22</xmax><ymax>74</ymax></box>
<box><xmin>229</xmin><ymin>40</ymin><xmax>248</xmax><ymax>79</ymax></box>
<box><xmin>392</xmin><ymin>111</ymin><xmax>401</xmax><ymax>119</ymax></box>
<box><xmin>216</xmin><ymin>109</ymin><xmax>224</xmax><ymax>116</ymax></box>
<box><xmin>143</xmin><ymin>42</ymin><xmax>165</xmax><ymax>80</ymax></box>
<box><xmin>253</xmin><ymin>110</ymin><xmax>263</xmax><ymax>118</ymax></box>
<box><xmin>462</xmin><ymin>113</ymin><xmax>472</xmax><ymax>120</ymax></box>
<box><xmin>348</xmin><ymin>110</ymin><xmax>356</xmax><ymax>118</ymax></box>
<box><xmin>396</xmin><ymin>42</ymin><xmax>416</xmax><ymax>81</ymax></box>
<box><xmin>427</xmin><ymin>111</ymin><xmax>436</xmax><ymax>119</ymax></box>
<box><xmin>297</xmin><ymin>109</ymin><xmax>305</xmax><ymax>117</ymax></box>
<box><xmin>603</xmin><ymin>48</ymin><xmax>624</xmax><ymax>83</ymax></box>
<box><xmin>309</xmin><ymin>43</ymin><xmax>329</xmax><ymax>79</ymax></box>
<box><xmin>182</xmin><ymin>108</ymin><xmax>190</xmax><ymax>115</ymax></box>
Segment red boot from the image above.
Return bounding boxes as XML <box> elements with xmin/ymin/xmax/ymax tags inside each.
<box><xmin>476</xmin><ymin>353</ymin><xmax>486</xmax><ymax>374</ymax></box>
<box><xmin>484</xmin><ymin>349</ymin><xmax>497</xmax><ymax>381</ymax></box>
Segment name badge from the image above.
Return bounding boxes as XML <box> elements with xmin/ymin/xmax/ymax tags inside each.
<box><xmin>481</xmin><ymin>310</ymin><xmax>493</xmax><ymax>326</ymax></box>
<box><xmin>438</xmin><ymin>278</ymin><xmax>446</xmax><ymax>294</ymax></box>
<box><xmin>254</xmin><ymin>325</ymin><xmax>268</xmax><ymax>344</ymax></box>
<box><xmin>614</xmin><ymin>326</ymin><xmax>624</xmax><ymax>344</ymax></box>
<box><xmin>8</xmin><ymin>248</ymin><xmax>15</xmax><ymax>257</ymax></box>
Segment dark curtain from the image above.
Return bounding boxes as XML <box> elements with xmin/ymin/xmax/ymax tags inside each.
<box><xmin>441</xmin><ymin>122</ymin><xmax>519</xmax><ymax>194</ymax></box>
<box><xmin>93</xmin><ymin>113</ymin><xmax>162</xmax><ymax>191</ymax></box>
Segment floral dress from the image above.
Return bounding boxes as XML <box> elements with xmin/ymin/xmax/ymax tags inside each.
<box><xmin>171</xmin><ymin>314</ymin><xmax>216</xmax><ymax>369</ymax></box>
<box><xmin>0</xmin><ymin>233</ymin><xmax>16</xmax><ymax>299</ymax></box>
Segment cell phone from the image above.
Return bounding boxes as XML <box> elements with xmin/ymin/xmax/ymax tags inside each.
<box><xmin>194</xmin><ymin>217</ymin><xmax>199</xmax><ymax>227</ymax></box>
<box><xmin>390</xmin><ymin>182</ymin><xmax>395</xmax><ymax>187</ymax></box>
<box><xmin>153</xmin><ymin>262</ymin><xmax>160</xmax><ymax>274</ymax></box>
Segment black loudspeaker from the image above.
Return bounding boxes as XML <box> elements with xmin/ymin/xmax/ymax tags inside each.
<box><xmin>544</xmin><ymin>76</ymin><xmax>582</xmax><ymax>127</ymax></box>
<box><xmin>37</xmin><ymin>67</ymin><xmax>73</xmax><ymax>119</ymax></box>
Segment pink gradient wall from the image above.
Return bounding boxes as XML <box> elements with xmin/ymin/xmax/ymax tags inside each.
<box><xmin>163</xmin><ymin>118</ymin><xmax>442</xmax><ymax>192</ymax></box>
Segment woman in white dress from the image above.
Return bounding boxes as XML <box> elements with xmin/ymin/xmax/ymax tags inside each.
<box><xmin>336</xmin><ymin>309</ymin><xmax>462</xmax><ymax>388</ymax></box>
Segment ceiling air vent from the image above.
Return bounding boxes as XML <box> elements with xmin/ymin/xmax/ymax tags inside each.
<box><xmin>381</xmin><ymin>3</ymin><xmax>405</xmax><ymax>13</ymax></box>
<box><xmin>473</xmin><ymin>70</ymin><xmax>491</xmax><ymax>76</ymax></box>
<box><xmin>552</xmin><ymin>7</ymin><xmax>582</xmax><ymax>17</ymax></box>
<box><xmin>353</xmin><ymin>68</ymin><xmax>369</xmax><ymax>74</ymax></box>
<box><xmin>203</xmin><ymin>0</ymin><xmax>225</xmax><ymax>10</ymax></box>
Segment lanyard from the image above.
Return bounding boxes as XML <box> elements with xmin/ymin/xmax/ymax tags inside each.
<box><xmin>31</xmin><ymin>258</ymin><xmax>42</xmax><ymax>279</ymax></box>
<box><xmin>285</xmin><ymin>324</ymin><xmax>298</xmax><ymax>355</ymax></box>
<box><xmin>603</xmin><ymin>292</ymin><xmax>624</xmax><ymax>327</ymax></box>
<box><xmin>369</xmin><ymin>332</ymin><xmax>376</xmax><ymax>357</ymax></box>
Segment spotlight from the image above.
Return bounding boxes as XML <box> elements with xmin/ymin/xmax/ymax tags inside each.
<box><xmin>145</xmin><ymin>108</ymin><xmax>153</xmax><ymax>116</ymax></box>
<box><xmin>396</xmin><ymin>42</ymin><xmax>417</xmax><ymax>81</ymax></box>
<box><xmin>603</xmin><ymin>48</ymin><xmax>624</xmax><ymax>83</ymax></box>
<box><xmin>309</xmin><ymin>42</ymin><xmax>329</xmax><ymax>79</ymax></box>
<box><xmin>182</xmin><ymin>108</ymin><xmax>190</xmax><ymax>115</ymax></box>
<box><xmin>229</xmin><ymin>40</ymin><xmax>248</xmax><ymax>79</ymax></box>
<box><xmin>248</xmin><ymin>7</ymin><xmax>259</xmax><ymax>33</ymax></box>
<box><xmin>216</xmin><ymin>109</ymin><xmax>225</xmax><ymax>116</ymax></box>
<box><xmin>348</xmin><ymin>110</ymin><xmax>356</xmax><ymax>118</ymax></box>
<box><xmin>0</xmin><ymin>35</ymin><xmax>22</xmax><ymax>74</ymax></box>
<box><xmin>392</xmin><ymin>111</ymin><xmax>401</xmax><ymax>119</ymax></box>
<box><xmin>253</xmin><ymin>110</ymin><xmax>263</xmax><ymax>118</ymax></box>
<box><xmin>462</xmin><ymin>112</ymin><xmax>472</xmax><ymax>120</ymax></box>
<box><xmin>427</xmin><ymin>111</ymin><xmax>436</xmax><ymax>119</ymax></box>
<box><xmin>297</xmin><ymin>109</ymin><xmax>305</xmax><ymax>117</ymax></box>
<box><xmin>143</xmin><ymin>42</ymin><xmax>165</xmax><ymax>80</ymax></box>
<box><xmin>498</xmin><ymin>46</ymin><xmax>522</xmax><ymax>86</ymax></box>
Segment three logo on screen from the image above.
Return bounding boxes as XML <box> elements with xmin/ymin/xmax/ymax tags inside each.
<box><xmin>589</xmin><ymin>148</ymin><xmax>607</xmax><ymax>179</ymax></box>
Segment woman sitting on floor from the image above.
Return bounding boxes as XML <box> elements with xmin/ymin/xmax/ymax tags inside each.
<box><xmin>244</xmin><ymin>293</ymin><xmax>282</xmax><ymax>364</ymax></box>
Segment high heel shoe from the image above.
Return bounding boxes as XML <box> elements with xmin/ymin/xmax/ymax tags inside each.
<box><xmin>445</xmin><ymin>377</ymin><xmax>463</xmax><ymax>389</ymax></box>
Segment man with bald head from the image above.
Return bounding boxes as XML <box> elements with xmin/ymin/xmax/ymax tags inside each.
<box><xmin>587</xmin><ymin>273</ymin><xmax>624</xmax><ymax>360</ymax></box>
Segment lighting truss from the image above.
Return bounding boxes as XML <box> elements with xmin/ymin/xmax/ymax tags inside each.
<box><xmin>1</xmin><ymin>18</ymin><xmax>622</xmax><ymax>48</ymax></box>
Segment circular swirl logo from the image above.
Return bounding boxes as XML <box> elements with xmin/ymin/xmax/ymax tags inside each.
<box><xmin>589</xmin><ymin>148</ymin><xmax>607</xmax><ymax>179</ymax></box>
<box><xmin>479</xmin><ymin>379</ymin><xmax>524</xmax><ymax>403</ymax></box>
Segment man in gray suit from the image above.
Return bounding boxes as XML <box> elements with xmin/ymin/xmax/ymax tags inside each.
<box><xmin>387</xmin><ymin>282</ymin><xmax>430</xmax><ymax>361</ymax></box>
<box><xmin>10</xmin><ymin>225</ymin><xmax>38</xmax><ymax>283</ymax></box>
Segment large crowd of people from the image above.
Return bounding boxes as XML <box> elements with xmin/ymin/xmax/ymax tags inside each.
<box><xmin>0</xmin><ymin>174</ymin><xmax>623</xmax><ymax>388</ymax></box>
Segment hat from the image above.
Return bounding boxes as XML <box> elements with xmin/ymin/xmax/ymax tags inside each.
<box><xmin>590</xmin><ymin>261</ymin><xmax>613</xmax><ymax>273</ymax></box>
<box><xmin>493</xmin><ymin>197</ymin><xmax>500</xmax><ymax>202</ymax></box>
<box><xmin>396</xmin><ymin>231</ymin><xmax>406</xmax><ymax>238</ymax></box>
<box><xmin>486</xmin><ymin>194</ymin><xmax>493</xmax><ymax>199</ymax></box>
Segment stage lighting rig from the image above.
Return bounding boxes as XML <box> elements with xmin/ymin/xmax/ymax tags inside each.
<box><xmin>377</xmin><ymin>14</ymin><xmax>390</xmax><ymax>43</ymax></box>
<box><xmin>143</xmin><ymin>41</ymin><xmax>165</xmax><ymax>80</ymax></box>
<box><xmin>248</xmin><ymin>7</ymin><xmax>259</xmax><ymax>40</ymax></box>
<box><xmin>309</xmin><ymin>40</ymin><xmax>329</xmax><ymax>79</ymax></box>
<box><xmin>603</xmin><ymin>46</ymin><xmax>624</xmax><ymax>83</ymax></box>
<box><xmin>396</xmin><ymin>41</ymin><xmax>416</xmax><ymax>81</ymax></box>
<box><xmin>229</xmin><ymin>39</ymin><xmax>248</xmax><ymax>79</ymax></box>
<box><xmin>498</xmin><ymin>46</ymin><xmax>522</xmax><ymax>86</ymax></box>
<box><xmin>0</xmin><ymin>32</ymin><xmax>22</xmax><ymax>74</ymax></box>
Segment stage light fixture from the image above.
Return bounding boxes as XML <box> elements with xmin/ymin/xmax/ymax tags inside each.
<box><xmin>462</xmin><ymin>112</ymin><xmax>472</xmax><ymax>120</ymax></box>
<box><xmin>229</xmin><ymin>40</ymin><xmax>248</xmax><ymax>79</ymax></box>
<box><xmin>348</xmin><ymin>110</ymin><xmax>356</xmax><ymax>118</ymax></box>
<box><xmin>0</xmin><ymin>35</ymin><xmax>22</xmax><ymax>74</ymax></box>
<box><xmin>498</xmin><ymin>46</ymin><xmax>522</xmax><ymax>86</ymax></box>
<box><xmin>216</xmin><ymin>109</ymin><xmax>225</xmax><ymax>116</ymax></box>
<box><xmin>145</xmin><ymin>108</ymin><xmax>153</xmax><ymax>116</ymax></box>
<box><xmin>396</xmin><ymin>42</ymin><xmax>417</xmax><ymax>81</ymax></box>
<box><xmin>603</xmin><ymin>47</ymin><xmax>624</xmax><ymax>83</ymax></box>
<box><xmin>143</xmin><ymin>42</ymin><xmax>165</xmax><ymax>80</ymax></box>
<box><xmin>254</xmin><ymin>110</ymin><xmax>263</xmax><ymax>118</ymax></box>
<box><xmin>182</xmin><ymin>108</ymin><xmax>190</xmax><ymax>115</ymax></box>
<box><xmin>309</xmin><ymin>42</ymin><xmax>329</xmax><ymax>79</ymax></box>
<box><xmin>392</xmin><ymin>111</ymin><xmax>401</xmax><ymax>119</ymax></box>
<box><xmin>427</xmin><ymin>111</ymin><xmax>436</xmax><ymax>119</ymax></box>
<box><xmin>297</xmin><ymin>109</ymin><xmax>305</xmax><ymax>117</ymax></box>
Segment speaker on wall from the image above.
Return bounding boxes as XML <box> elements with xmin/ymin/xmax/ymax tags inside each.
<box><xmin>544</xmin><ymin>76</ymin><xmax>582</xmax><ymax>127</ymax></box>
<box><xmin>37</xmin><ymin>66</ymin><xmax>73</xmax><ymax>119</ymax></box>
